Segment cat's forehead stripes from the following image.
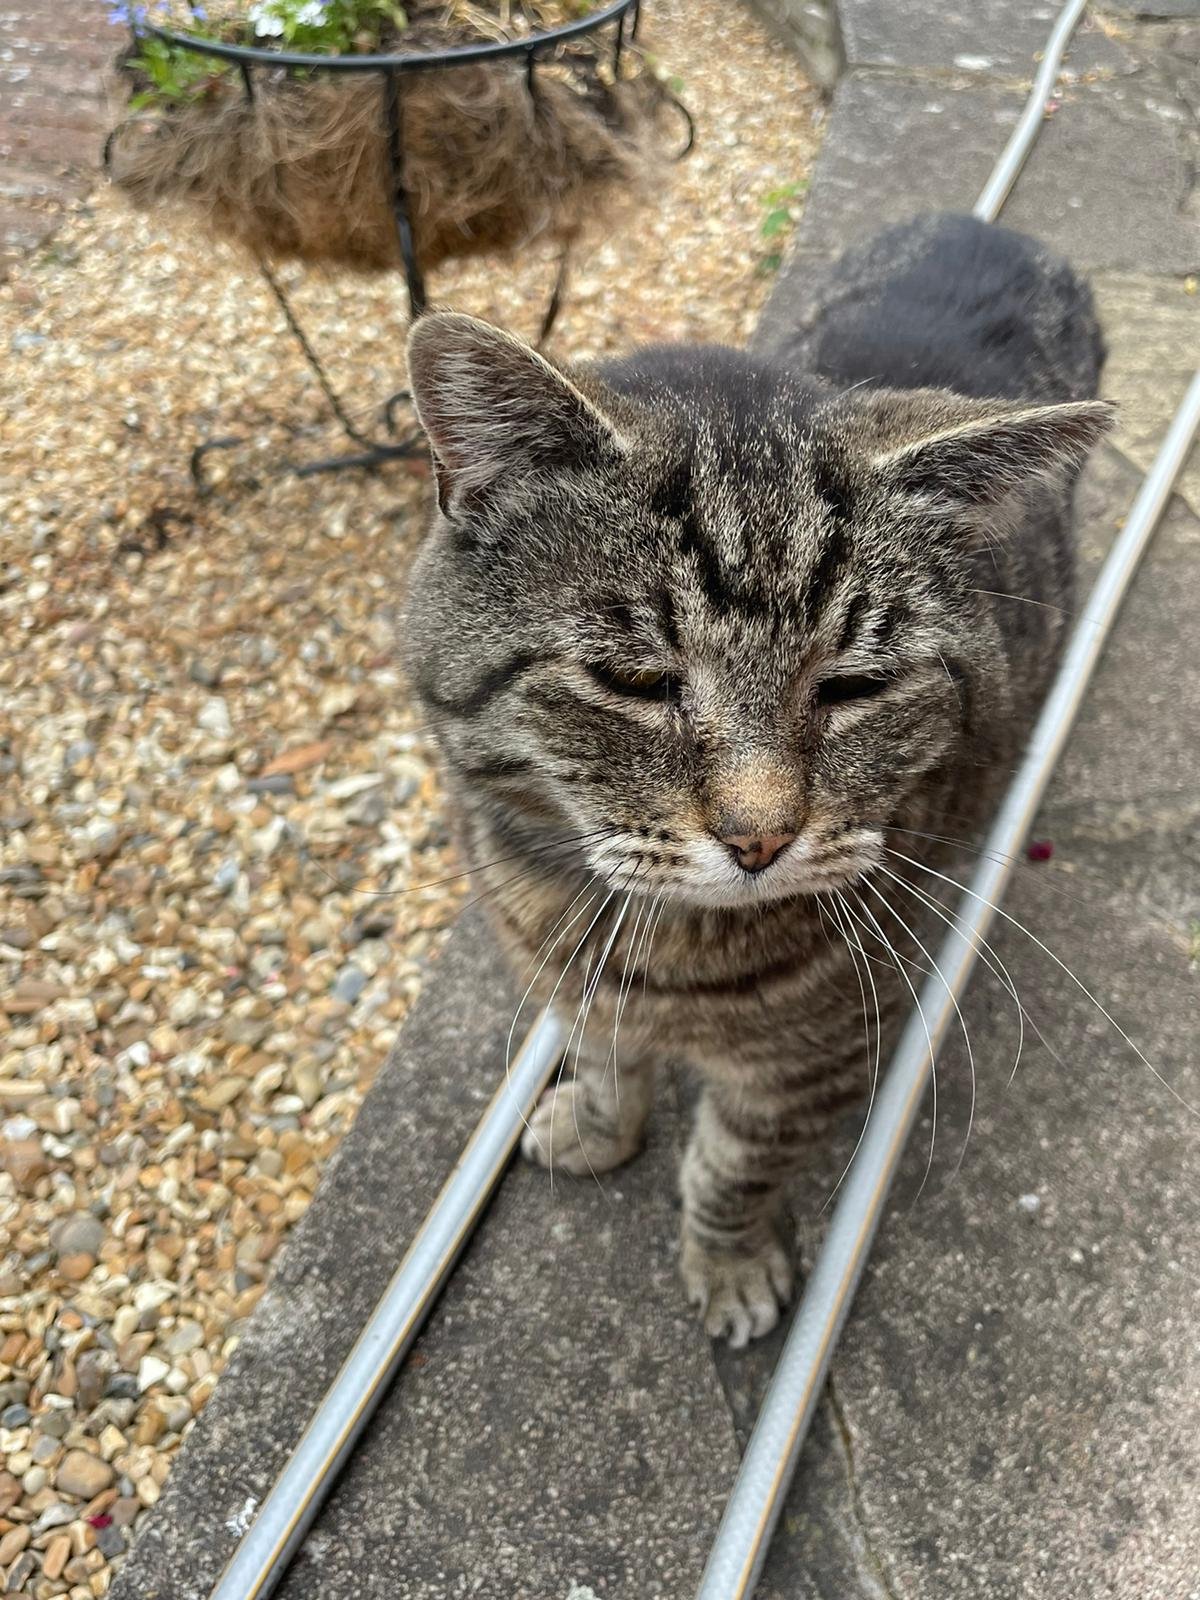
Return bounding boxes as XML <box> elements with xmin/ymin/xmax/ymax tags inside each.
<box><xmin>646</xmin><ymin>427</ymin><xmax>867</xmax><ymax>650</ymax></box>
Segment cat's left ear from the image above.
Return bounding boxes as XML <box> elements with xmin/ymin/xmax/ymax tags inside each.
<box><xmin>861</xmin><ymin>392</ymin><xmax>1114</xmax><ymax>516</ymax></box>
<box><xmin>406</xmin><ymin>311</ymin><xmax>628</xmax><ymax>519</ymax></box>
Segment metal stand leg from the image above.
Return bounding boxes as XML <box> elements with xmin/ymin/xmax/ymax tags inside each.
<box><xmin>190</xmin><ymin>259</ymin><xmax>426</xmax><ymax>493</ymax></box>
<box><xmin>537</xmin><ymin>241</ymin><xmax>573</xmax><ymax>347</ymax></box>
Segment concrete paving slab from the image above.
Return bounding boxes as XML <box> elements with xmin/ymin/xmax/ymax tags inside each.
<box><xmin>837</xmin><ymin>0</ymin><xmax>1136</xmax><ymax>79</ymax></box>
<box><xmin>1092</xmin><ymin>273</ymin><xmax>1200</xmax><ymax>514</ymax></box>
<box><xmin>759</xmin><ymin>69</ymin><xmax>1198</xmax><ymax>307</ymax></box>
<box><xmin>112</xmin><ymin>913</ymin><xmax>741</xmax><ymax>1600</ymax></box>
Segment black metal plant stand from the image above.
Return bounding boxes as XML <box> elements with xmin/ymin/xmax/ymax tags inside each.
<box><xmin>105</xmin><ymin>0</ymin><xmax>691</xmax><ymax>487</ymax></box>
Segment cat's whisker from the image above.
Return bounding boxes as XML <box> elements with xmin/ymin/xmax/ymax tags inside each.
<box><xmin>560</xmin><ymin>887</ymin><xmax>635</xmax><ymax>1187</ymax></box>
<box><xmin>876</xmin><ymin>821</ymin><xmax>1107</xmax><ymax>917</ymax></box>
<box><xmin>820</xmin><ymin>892</ymin><xmax>883</xmax><ymax>1214</ymax></box>
<box><xmin>503</xmin><ymin>882</ymin><xmax>599</xmax><ymax>1108</ymax></box>
<box><xmin>887</xmin><ymin>848</ymin><xmax>1200</xmax><ymax>1120</ymax></box>
<box><xmin>640</xmin><ymin>893</ymin><xmax>671</xmax><ymax>1000</ymax></box>
<box><xmin>972</xmin><ymin>587</ymin><xmax>1073</xmax><ymax>618</ymax></box>
<box><xmin>844</xmin><ymin>888</ymin><xmax>941</xmax><ymax>1200</ymax></box>
<box><xmin>607</xmin><ymin>878</ymin><xmax>659</xmax><ymax>1108</ymax></box>
<box><xmin>534</xmin><ymin>890</ymin><xmax>617</xmax><ymax>1191</ymax></box>
<box><xmin>305</xmin><ymin>823</ymin><xmax>616</xmax><ymax>902</ymax></box>
<box><xmin>875</xmin><ymin>862</ymin><xmax>1067</xmax><ymax>1087</ymax></box>
<box><xmin>864</xmin><ymin>876</ymin><xmax>977</xmax><ymax>1182</ymax></box>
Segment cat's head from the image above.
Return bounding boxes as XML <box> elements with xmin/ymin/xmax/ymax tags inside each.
<box><xmin>403</xmin><ymin>313</ymin><xmax>1110</xmax><ymax>911</ymax></box>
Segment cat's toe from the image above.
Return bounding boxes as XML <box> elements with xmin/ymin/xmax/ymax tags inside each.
<box><xmin>680</xmin><ymin>1231</ymin><xmax>794</xmax><ymax>1348</ymax></box>
<box><xmin>519</xmin><ymin>1083</ymin><xmax>637</xmax><ymax>1177</ymax></box>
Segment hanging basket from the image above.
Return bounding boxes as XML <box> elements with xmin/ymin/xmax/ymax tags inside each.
<box><xmin>104</xmin><ymin>1</ymin><xmax>687</xmax><ymax>281</ymax></box>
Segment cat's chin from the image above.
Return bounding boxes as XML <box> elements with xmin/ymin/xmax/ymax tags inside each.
<box><xmin>646</xmin><ymin>865</ymin><xmax>868</xmax><ymax>913</ymax></box>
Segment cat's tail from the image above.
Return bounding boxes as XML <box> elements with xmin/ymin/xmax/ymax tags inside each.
<box><xmin>773</xmin><ymin>211</ymin><xmax>1105</xmax><ymax>407</ymax></box>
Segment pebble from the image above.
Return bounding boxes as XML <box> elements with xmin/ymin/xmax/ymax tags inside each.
<box><xmin>43</xmin><ymin>1533</ymin><xmax>72</xmax><ymax>1581</ymax></box>
<box><xmin>96</xmin><ymin>1524</ymin><xmax>126</xmax><ymax>1559</ymax></box>
<box><xmin>197</xmin><ymin>696</ymin><xmax>233</xmax><ymax>738</ymax></box>
<box><xmin>55</xmin><ymin>1452</ymin><xmax>116</xmax><ymax>1501</ymax></box>
<box><xmin>137</xmin><ymin>1356</ymin><xmax>171</xmax><ymax>1394</ymax></box>
<box><xmin>33</xmin><ymin>1501</ymin><xmax>74</xmax><ymax>1535</ymax></box>
<box><xmin>0</xmin><ymin>1526</ymin><xmax>30</xmax><ymax>1565</ymax></box>
<box><xmin>331</xmin><ymin>964</ymin><xmax>368</xmax><ymax>1005</ymax></box>
<box><xmin>2</xmin><ymin>1137</ymin><xmax>49</xmax><ymax>1189</ymax></box>
<box><xmin>164</xmin><ymin>1320</ymin><xmax>203</xmax><ymax>1357</ymax></box>
<box><xmin>51</xmin><ymin>1213</ymin><xmax>105</xmax><ymax>1261</ymax></box>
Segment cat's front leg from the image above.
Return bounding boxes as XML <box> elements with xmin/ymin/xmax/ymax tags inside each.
<box><xmin>679</xmin><ymin>1084</ymin><xmax>812</xmax><ymax>1347</ymax></box>
<box><xmin>520</xmin><ymin>1039</ymin><xmax>656</xmax><ymax>1178</ymax></box>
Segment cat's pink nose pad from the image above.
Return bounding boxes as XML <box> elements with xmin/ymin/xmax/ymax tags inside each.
<box><xmin>717</xmin><ymin>831</ymin><xmax>797</xmax><ymax>873</ymax></box>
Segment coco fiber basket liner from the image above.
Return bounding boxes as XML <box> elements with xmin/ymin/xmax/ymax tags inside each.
<box><xmin>105</xmin><ymin>3</ymin><xmax>677</xmax><ymax>275</ymax></box>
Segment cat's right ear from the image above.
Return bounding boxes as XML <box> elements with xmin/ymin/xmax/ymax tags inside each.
<box><xmin>406</xmin><ymin>311</ymin><xmax>627</xmax><ymax>520</ymax></box>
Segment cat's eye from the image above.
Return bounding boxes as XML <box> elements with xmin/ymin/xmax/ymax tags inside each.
<box><xmin>816</xmin><ymin>673</ymin><xmax>892</xmax><ymax>707</ymax></box>
<box><xmin>590</xmin><ymin>662</ymin><xmax>681</xmax><ymax>700</ymax></box>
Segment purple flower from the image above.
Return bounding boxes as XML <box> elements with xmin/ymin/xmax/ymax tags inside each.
<box><xmin>106</xmin><ymin>3</ymin><xmax>149</xmax><ymax>26</ymax></box>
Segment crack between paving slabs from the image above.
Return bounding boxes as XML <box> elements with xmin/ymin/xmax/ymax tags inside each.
<box><xmin>826</xmin><ymin>1375</ymin><xmax>905</xmax><ymax>1600</ymax></box>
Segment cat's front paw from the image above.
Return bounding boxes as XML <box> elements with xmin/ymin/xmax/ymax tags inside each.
<box><xmin>519</xmin><ymin>1082</ymin><xmax>641</xmax><ymax>1177</ymax></box>
<box><xmin>680</xmin><ymin>1229</ymin><xmax>794</xmax><ymax>1348</ymax></box>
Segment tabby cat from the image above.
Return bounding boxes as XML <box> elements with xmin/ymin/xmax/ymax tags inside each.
<box><xmin>402</xmin><ymin>213</ymin><xmax>1109</xmax><ymax>1345</ymax></box>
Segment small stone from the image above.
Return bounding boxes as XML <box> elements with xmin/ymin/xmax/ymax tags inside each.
<box><xmin>197</xmin><ymin>697</ymin><xmax>233</xmax><ymax>738</ymax></box>
<box><xmin>59</xmin><ymin>1252</ymin><xmax>97</xmax><ymax>1281</ymax></box>
<box><xmin>0</xmin><ymin>1526</ymin><xmax>29</xmax><ymax>1565</ymax></box>
<box><xmin>1017</xmin><ymin>1193</ymin><xmax>1042</xmax><ymax>1216</ymax></box>
<box><xmin>110</xmin><ymin>1306</ymin><xmax>140</xmax><ymax>1345</ymax></box>
<box><xmin>188</xmin><ymin>659</ymin><xmax>223</xmax><ymax>688</ymax></box>
<box><xmin>331</xmin><ymin>965</ymin><xmax>367</xmax><ymax>1005</ymax></box>
<box><xmin>51</xmin><ymin>1213</ymin><xmax>105</xmax><ymax>1261</ymax></box>
<box><xmin>290</xmin><ymin>1062</ymin><xmax>323</xmax><ymax>1110</ymax></box>
<box><xmin>214</xmin><ymin>858</ymin><xmax>240</xmax><ymax>893</ymax></box>
<box><xmin>161</xmin><ymin>1397</ymin><xmax>193</xmax><ymax>1434</ymax></box>
<box><xmin>39</xmin><ymin>1412</ymin><xmax>71</xmax><ymax>1443</ymax></box>
<box><xmin>74</xmin><ymin>1353</ymin><xmax>111</xmax><ymax>1413</ymax></box>
<box><xmin>22</xmin><ymin>1464</ymin><xmax>47</xmax><ymax>1495</ymax></box>
<box><xmin>96</xmin><ymin>1523</ymin><xmax>126</xmax><ymax>1558</ymax></box>
<box><xmin>168</xmin><ymin>988</ymin><xmax>202</xmax><ymax>1027</ymax></box>
<box><xmin>131</xmin><ymin>1282</ymin><xmax>174</xmax><ymax>1316</ymax></box>
<box><xmin>0</xmin><ymin>1470</ymin><xmax>20</xmax><ymax>1514</ymax></box>
<box><xmin>55</xmin><ymin>1451</ymin><xmax>115</xmax><ymax>1500</ymax></box>
<box><xmin>137</xmin><ymin>1355</ymin><xmax>170</xmax><ymax>1393</ymax></box>
<box><xmin>0</xmin><ymin>1405</ymin><xmax>31</xmax><ymax>1429</ymax></box>
<box><xmin>164</xmin><ymin>1319</ymin><xmax>203</xmax><ymax>1358</ymax></box>
<box><xmin>110</xmin><ymin>1497</ymin><xmax>140</xmax><ymax>1529</ymax></box>
<box><xmin>3</xmin><ymin>1550</ymin><xmax>35</xmax><ymax>1591</ymax></box>
<box><xmin>2</xmin><ymin>1137</ymin><xmax>48</xmax><ymax>1189</ymax></box>
<box><xmin>133</xmin><ymin>1404</ymin><xmax>165</xmax><ymax>1446</ymax></box>
<box><xmin>32</xmin><ymin>1501</ymin><xmax>73</xmax><ymax>1534</ymax></box>
<box><xmin>98</xmin><ymin>1425</ymin><xmax>126</xmax><ymax>1462</ymax></box>
<box><xmin>43</xmin><ymin>1533</ymin><xmax>71</xmax><ymax>1581</ymax></box>
<box><xmin>136</xmin><ymin>1474</ymin><xmax>160</xmax><ymax>1507</ymax></box>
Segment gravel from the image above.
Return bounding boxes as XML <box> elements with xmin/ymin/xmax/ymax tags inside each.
<box><xmin>0</xmin><ymin>0</ymin><xmax>823</xmax><ymax>1591</ymax></box>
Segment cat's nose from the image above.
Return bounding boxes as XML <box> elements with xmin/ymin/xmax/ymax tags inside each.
<box><xmin>715</xmin><ymin>830</ymin><xmax>797</xmax><ymax>873</ymax></box>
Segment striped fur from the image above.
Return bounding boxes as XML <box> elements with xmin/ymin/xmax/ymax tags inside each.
<box><xmin>403</xmin><ymin>214</ymin><xmax>1110</xmax><ymax>1345</ymax></box>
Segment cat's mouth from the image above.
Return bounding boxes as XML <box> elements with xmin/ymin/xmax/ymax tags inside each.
<box><xmin>588</xmin><ymin>827</ymin><xmax>883</xmax><ymax>910</ymax></box>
